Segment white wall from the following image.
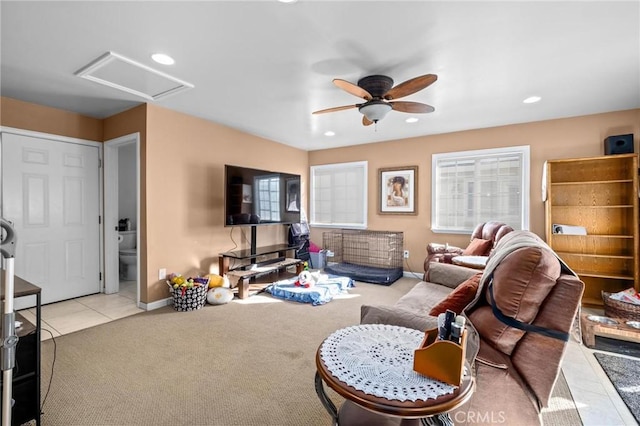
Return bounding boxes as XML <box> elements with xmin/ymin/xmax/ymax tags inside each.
<box><xmin>118</xmin><ymin>142</ymin><xmax>137</xmax><ymax>230</ymax></box>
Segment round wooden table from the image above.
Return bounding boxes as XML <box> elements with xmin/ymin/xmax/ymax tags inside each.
<box><xmin>315</xmin><ymin>325</ymin><xmax>475</xmax><ymax>425</ymax></box>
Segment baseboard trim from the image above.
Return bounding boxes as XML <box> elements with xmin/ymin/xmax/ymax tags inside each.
<box><xmin>403</xmin><ymin>270</ymin><xmax>424</xmax><ymax>280</ymax></box>
<box><xmin>140</xmin><ymin>297</ymin><xmax>172</xmax><ymax>311</ymax></box>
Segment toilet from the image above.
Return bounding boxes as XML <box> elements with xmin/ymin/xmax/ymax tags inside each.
<box><xmin>118</xmin><ymin>230</ymin><xmax>137</xmax><ymax>281</ymax></box>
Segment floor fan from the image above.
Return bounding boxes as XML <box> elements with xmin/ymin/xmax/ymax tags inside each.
<box><xmin>1</xmin><ymin>218</ymin><xmax>17</xmax><ymax>426</ymax></box>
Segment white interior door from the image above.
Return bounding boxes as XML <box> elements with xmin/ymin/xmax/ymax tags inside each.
<box><xmin>1</xmin><ymin>131</ymin><xmax>101</xmax><ymax>306</ymax></box>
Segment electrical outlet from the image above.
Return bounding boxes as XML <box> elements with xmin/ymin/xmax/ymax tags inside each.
<box><xmin>159</xmin><ymin>268</ymin><xmax>167</xmax><ymax>280</ymax></box>
<box><xmin>403</xmin><ymin>250</ymin><xmax>410</xmax><ymax>259</ymax></box>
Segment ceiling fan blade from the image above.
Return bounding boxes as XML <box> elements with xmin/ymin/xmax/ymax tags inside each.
<box><xmin>384</xmin><ymin>74</ymin><xmax>437</xmax><ymax>100</ymax></box>
<box><xmin>362</xmin><ymin>116</ymin><xmax>373</xmax><ymax>126</ymax></box>
<box><xmin>389</xmin><ymin>101</ymin><xmax>435</xmax><ymax>114</ymax></box>
<box><xmin>312</xmin><ymin>104</ymin><xmax>358</xmax><ymax>115</ymax></box>
<box><xmin>334</xmin><ymin>79</ymin><xmax>373</xmax><ymax>101</ymax></box>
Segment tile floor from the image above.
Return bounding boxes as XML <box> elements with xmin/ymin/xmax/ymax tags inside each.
<box><xmin>17</xmin><ymin>282</ymin><xmax>638</xmax><ymax>425</ymax></box>
<box><xmin>18</xmin><ymin>280</ymin><xmax>143</xmax><ymax>339</ymax></box>
<box><xmin>563</xmin><ymin>307</ymin><xmax>637</xmax><ymax>425</ymax></box>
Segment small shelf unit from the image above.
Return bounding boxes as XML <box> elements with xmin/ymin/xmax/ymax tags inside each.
<box><xmin>545</xmin><ymin>154</ymin><xmax>639</xmax><ymax>307</ymax></box>
<box><xmin>0</xmin><ymin>275</ymin><xmax>41</xmax><ymax>425</ymax></box>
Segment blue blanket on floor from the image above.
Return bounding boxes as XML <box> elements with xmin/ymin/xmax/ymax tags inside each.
<box><xmin>265</xmin><ymin>275</ymin><xmax>354</xmax><ymax>305</ymax></box>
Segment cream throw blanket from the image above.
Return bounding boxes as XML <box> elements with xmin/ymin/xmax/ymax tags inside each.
<box><xmin>479</xmin><ymin>230</ymin><xmax>578</xmax><ymax>292</ymax></box>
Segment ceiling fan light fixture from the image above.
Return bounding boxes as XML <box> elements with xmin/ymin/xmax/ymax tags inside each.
<box><xmin>359</xmin><ymin>100</ymin><xmax>392</xmax><ymax>122</ymax></box>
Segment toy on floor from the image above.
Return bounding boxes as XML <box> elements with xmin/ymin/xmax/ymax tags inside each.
<box><xmin>295</xmin><ymin>270</ymin><xmax>329</xmax><ymax>288</ymax></box>
<box><xmin>207</xmin><ymin>287</ymin><xmax>233</xmax><ymax>305</ymax></box>
<box><xmin>206</xmin><ymin>273</ymin><xmax>230</xmax><ymax>288</ymax></box>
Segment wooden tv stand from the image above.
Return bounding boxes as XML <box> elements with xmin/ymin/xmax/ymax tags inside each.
<box><xmin>227</xmin><ymin>258</ymin><xmax>304</xmax><ymax>299</ymax></box>
<box><xmin>218</xmin><ymin>244</ymin><xmax>303</xmax><ymax>299</ymax></box>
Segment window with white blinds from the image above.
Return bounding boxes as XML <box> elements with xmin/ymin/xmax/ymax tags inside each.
<box><xmin>432</xmin><ymin>146</ymin><xmax>529</xmax><ymax>233</ymax></box>
<box><xmin>310</xmin><ymin>161</ymin><xmax>368</xmax><ymax>228</ymax></box>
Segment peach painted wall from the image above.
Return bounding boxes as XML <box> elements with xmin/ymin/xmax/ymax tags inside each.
<box><xmin>1</xmin><ymin>96</ymin><xmax>103</xmax><ymax>141</ymax></box>
<box><xmin>308</xmin><ymin>109</ymin><xmax>640</xmax><ymax>276</ymax></box>
<box><xmin>144</xmin><ymin>104</ymin><xmax>308</xmax><ymax>303</ymax></box>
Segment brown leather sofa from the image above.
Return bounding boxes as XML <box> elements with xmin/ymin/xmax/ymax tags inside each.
<box><xmin>424</xmin><ymin>221</ymin><xmax>514</xmax><ymax>276</ymax></box>
<box><xmin>345</xmin><ymin>230</ymin><xmax>584</xmax><ymax>426</ymax></box>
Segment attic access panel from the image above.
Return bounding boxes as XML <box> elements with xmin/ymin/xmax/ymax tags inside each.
<box><xmin>75</xmin><ymin>51</ymin><xmax>194</xmax><ymax>101</ymax></box>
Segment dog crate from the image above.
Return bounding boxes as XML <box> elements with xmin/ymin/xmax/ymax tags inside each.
<box><xmin>322</xmin><ymin>230</ymin><xmax>404</xmax><ymax>285</ymax></box>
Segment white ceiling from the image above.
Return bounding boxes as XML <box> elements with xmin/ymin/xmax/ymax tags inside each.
<box><xmin>1</xmin><ymin>1</ymin><xmax>639</xmax><ymax>151</ymax></box>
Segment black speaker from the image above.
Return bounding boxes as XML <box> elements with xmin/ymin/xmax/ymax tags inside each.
<box><xmin>604</xmin><ymin>134</ymin><xmax>634</xmax><ymax>155</ymax></box>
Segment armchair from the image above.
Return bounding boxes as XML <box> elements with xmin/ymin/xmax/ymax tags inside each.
<box><xmin>424</xmin><ymin>221</ymin><xmax>514</xmax><ymax>277</ymax></box>
<box><xmin>453</xmin><ymin>230</ymin><xmax>584</xmax><ymax>424</ymax></box>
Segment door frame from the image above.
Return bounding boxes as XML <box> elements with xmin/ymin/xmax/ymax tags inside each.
<box><xmin>0</xmin><ymin>126</ymin><xmax>104</xmax><ymax>302</ymax></box>
<box><xmin>103</xmin><ymin>133</ymin><xmax>140</xmax><ymax>305</ymax></box>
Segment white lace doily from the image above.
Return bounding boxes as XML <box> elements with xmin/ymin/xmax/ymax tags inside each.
<box><xmin>320</xmin><ymin>324</ymin><xmax>457</xmax><ymax>402</ymax></box>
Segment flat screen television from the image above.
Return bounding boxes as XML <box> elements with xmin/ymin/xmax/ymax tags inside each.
<box><xmin>224</xmin><ymin>164</ymin><xmax>301</xmax><ymax>227</ymax></box>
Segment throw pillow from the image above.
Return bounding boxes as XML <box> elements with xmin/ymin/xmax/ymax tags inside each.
<box><xmin>462</xmin><ymin>238</ymin><xmax>493</xmax><ymax>256</ymax></box>
<box><xmin>428</xmin><ymin>272</ymin><xmax>482</xmax><ymax>316</ymax></box>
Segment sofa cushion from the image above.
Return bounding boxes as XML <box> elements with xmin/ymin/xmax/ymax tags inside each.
<box><xmin>462</xmin><ymin>238</ymin><xmax>492</xmax><ymax>256</ymax></box>
<box><xmin>360</xmin><ymin>304</ymin><xmax>438</xmax><ymax>331</ymax></box>
<box><xmin>511</xmin><ymin>272</ymin><xmax>584</xmax><ymax>408</ymax></box>
<box><xmin>468</xmin><ymin>246</ymin><xmax>561</xmax><ymax>355</ymax></box>
<box><xmin>394</xmin><ymin>280</ymin><xmax>454</xmax><ymax>314</ymax></box>
<box><xmin>429</xmin><ymin>272</ymin><xmax>482</xmax><ymax>316</ymax></box>
<box><xmin>424</xmin><ymin>262</ymin><xmax>479</xmax><ymax>290</ymax></box>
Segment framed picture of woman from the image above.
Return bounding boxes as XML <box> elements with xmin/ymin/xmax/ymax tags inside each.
<box><xmin>378</xmin><ymin>166</ymin><xmax>418</xmax><ymax>215</ymax></box>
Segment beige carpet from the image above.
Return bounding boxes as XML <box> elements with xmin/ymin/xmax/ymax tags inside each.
<box><xmin>33</xmin><ymin>277</ymin><xmax>580</xmax><ymax>425</ymax></box>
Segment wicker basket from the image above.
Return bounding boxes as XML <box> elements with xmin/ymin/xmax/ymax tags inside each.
<box><xmin>602</xmin><ymin>291</ymin><xmax>640</xmax><ymax>321</ymax></box>
<box><xmin>170</xmin><ymin>284</ymin><xmax>208</xmax><ymax>312</ymax></box>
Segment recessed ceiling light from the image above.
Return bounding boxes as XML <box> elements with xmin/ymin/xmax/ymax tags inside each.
<box><xmin>324</xmin><ymin>131</ymin><xmax>335</xmax><ymax>137</ymax></box>
<box><xmin>152</xmin><ymin>53</ymin><xmax>175</xmax><ymax>65</ymax></box>
<box><xmin>405</xmin><ymin>117</ymin><xmax>419</xmax><ymax>123</ymax></box>
<box><xmin>278</xmin><ymin>0</ymin><xmax>298</xmax><ymax>3</ymax></box>
<box><xmin>523</xmin><ymin>96</ymin><xmax>541</xmax><ymax>104</ymax></box>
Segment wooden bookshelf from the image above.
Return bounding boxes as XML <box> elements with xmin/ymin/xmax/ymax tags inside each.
<box><xmin>545</xmin><ymin>154</ymin><xmax>639</xmax><ymax>307</ymax></box>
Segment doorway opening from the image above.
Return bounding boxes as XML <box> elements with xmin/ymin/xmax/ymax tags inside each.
<box><xmin>104</xmin><ymin>133</ymin><xmax>140</xmax><ymax>306</ymax></box>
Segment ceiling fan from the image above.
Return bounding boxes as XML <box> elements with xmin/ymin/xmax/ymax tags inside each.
<box><xmin>312</xmin><ymin>74</ymin><xmax>437</xmax><ymax>126</ymax></box>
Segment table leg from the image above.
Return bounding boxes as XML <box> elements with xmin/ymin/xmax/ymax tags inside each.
<box><xmin>315</xmin><ymin>372</ymin><xmax>338</xmax><ymax>426</ymax></box>
<box><xmin>580</xmin><ymin>315</ymin><xmax>596</xmax><ymax>347</ymax></box>
<box><xmin>420</xmin><ymin>414</ymin><xmax>454</xmax><ymax>426</ymax></box>
<box><xmin>218</xmin><ymin>255</ymin><xmax>229</xmax><ymax>276</ymax></box>
<box><xmin>237</xmin><ymin>278</ymin><xmax>250</xmax><ymax>299</ymax></box>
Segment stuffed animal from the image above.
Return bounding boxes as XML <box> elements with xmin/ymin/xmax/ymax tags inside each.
<box><xmin>207</xmin><ymin>274</ymin><xmax>231</xmax><ymax>288</ymax></box>
<box><xmin>207</xmin><ymin>287</ymin><xmax>233</xmax><ymax>305</ymax></box>
<box><xmin>295</xmin><ymin>270</ymin><xmax>314</xmax><ymax>288</ymax></box>
<box><xmin>295</xmin><ymin>270</ymin><xmax>328</xmax><ymax>288</ymax></box>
